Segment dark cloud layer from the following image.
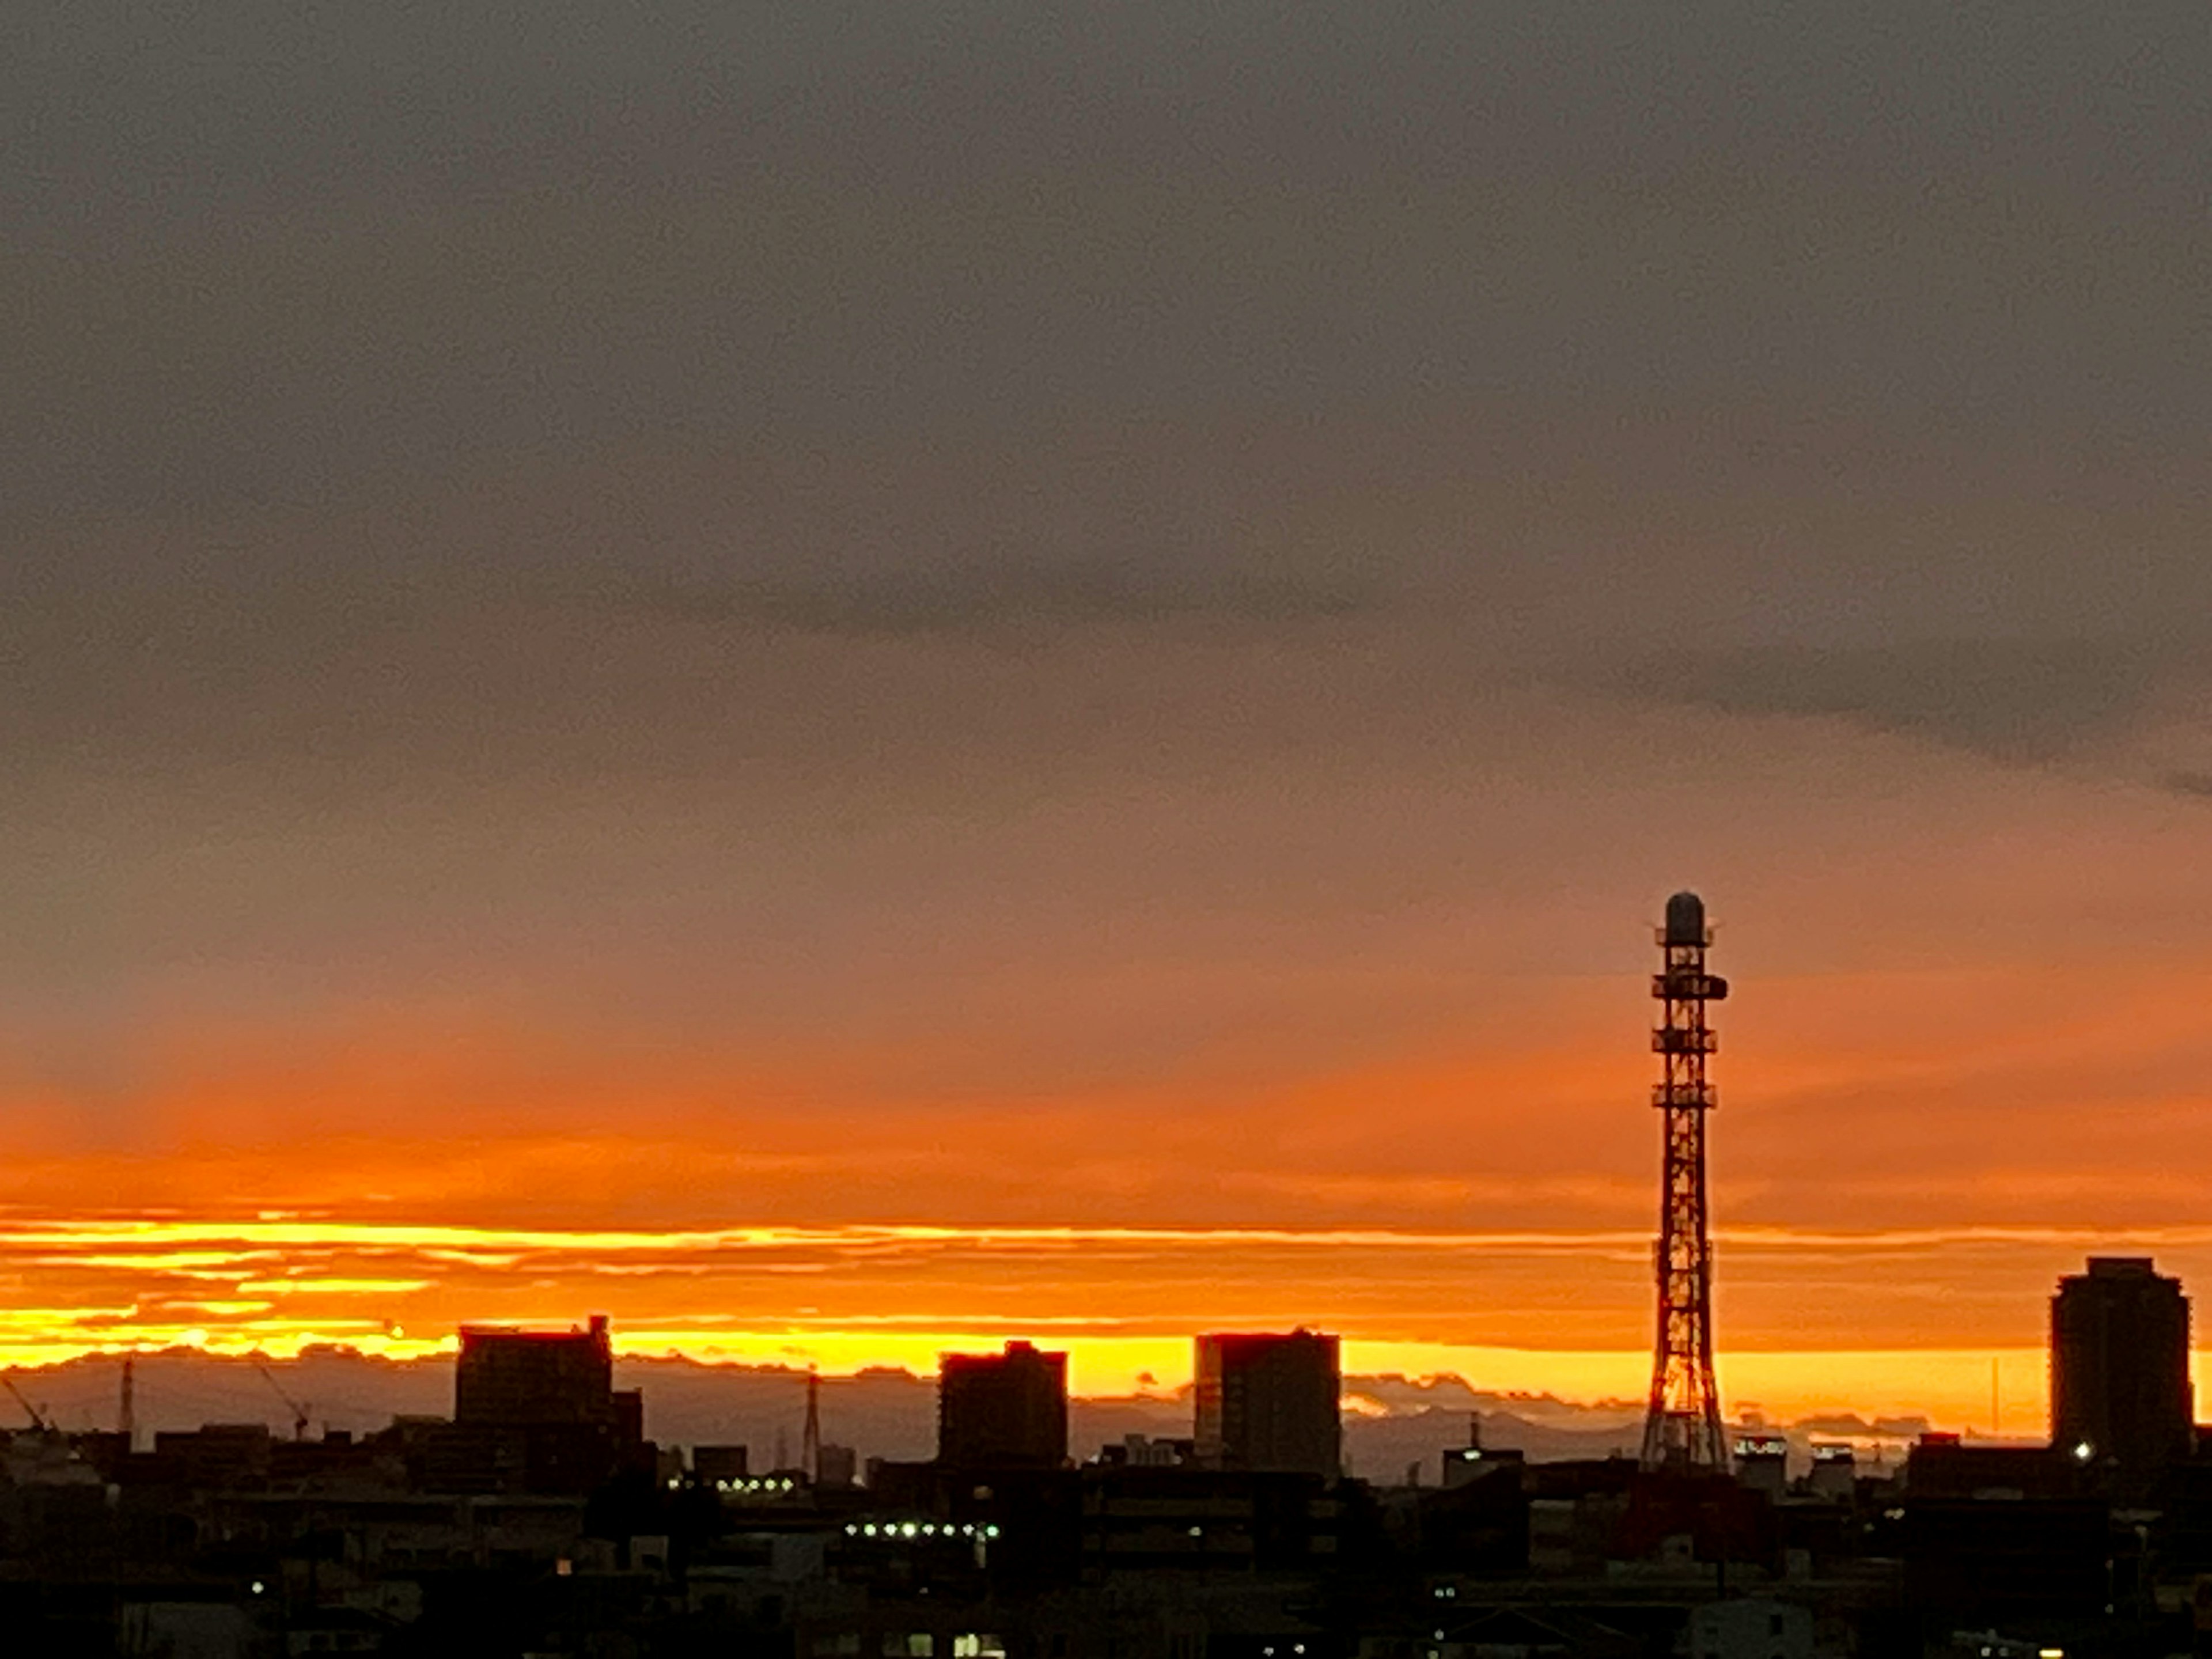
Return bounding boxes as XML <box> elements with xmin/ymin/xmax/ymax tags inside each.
<box><xmin>8</xmin><ymin>1</ymin><xmax>2209</xmax><ymax>654</ymax></box>
<box><xmin>5</xmin><ymin>0</ymin><xmax>2212</xmax><ymax>1076</ymax></box>
<box><xmin>1597</xmin><ymin>635</ymin><xmax>2195</xmax><ymax>768</ymax></box>
<box><xmin>611</xmin><ymin>562</ymin><xmax>1380</xmax><ymax>636</ymax></box>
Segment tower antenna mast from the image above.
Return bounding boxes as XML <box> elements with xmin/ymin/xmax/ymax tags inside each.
<box><xmin>1640</xmin><ymin>891</ymin><xmax>1729</xmax><ymax>1472</ymax></box>
<box><xmin>802</xmin><ymin>1365</ymin><xmax>822</xmax><ymax>1483</ymax></box>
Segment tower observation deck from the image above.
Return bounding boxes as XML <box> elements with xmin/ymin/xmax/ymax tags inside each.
<box><xmin>1641</xmin><ymin>891</ymin><xmax>1729</xmax><ymax>1472</ymax></box>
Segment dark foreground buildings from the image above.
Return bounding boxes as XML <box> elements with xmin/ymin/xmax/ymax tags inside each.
<box><xmin>2051</xmin><ymin>1256</ymin><xmax>2192</xmax><ymax>1487</ymax></box>
<box><xmin>1195</xmin><ymin>1330</ymin><xmax>1342</xmax><ymax>1478</ymax></box>
<box><xmin>418</xmin><ymin>1315</ymin><xmax>648</xmax><ymax>1494</ymax></box>
<box><xmin>456</xmin><ymin>1315</ymin><xmax>618</xmax><ymax>1426</ymax></box>
<box><xmin>9</xmin><ymin>1271</ymin><xmax>2212</xmax><ymax>1657</ymax></box>
<box><xmin>937</xmin><ymin>1340</ymin><xmax>1068</xmax><ymax>1470</ymax></box>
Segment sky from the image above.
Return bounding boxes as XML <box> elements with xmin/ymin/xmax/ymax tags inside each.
<box><xmin>3</xmin><ymin>2</ymin><xmax>2212</xmax><ymax>1429</ymax></box>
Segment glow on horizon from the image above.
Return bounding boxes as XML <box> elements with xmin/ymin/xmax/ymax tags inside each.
<box><xmin>0</xmin><ymin>1319</ymin><xmax>2151</xmax><ymax>1434</ymax></box>
<box><xmin>0</xmin><ymin>1211</ymin><xmax>2184</xmax><ymax>1429</ymax></box>
<box><xmin>18</xmin><ymin>1213</ymin><xmax>2212</xmax><ymax>1257</ymax></box>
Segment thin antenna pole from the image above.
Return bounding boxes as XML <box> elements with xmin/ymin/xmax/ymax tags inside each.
<box><xmin>802</xmin><ymin>1366</ymin><xmax>823</xmax><ymax>1483</ymax></box>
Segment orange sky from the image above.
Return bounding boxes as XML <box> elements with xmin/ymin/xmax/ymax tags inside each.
<box><xmin>7</xmin><ymin>1</ymin><xmax>2212</xmax><ymax>1437</ymax></box>
<box><xmin>0</xmin><ymin>1206</ymin><xmax>2203</xmax><ymax>1429</ymax></box>
<box><xmin>9</xmin><ymin>691</ymin><xmax>2212</xmax><ymax>1434</ymax></box>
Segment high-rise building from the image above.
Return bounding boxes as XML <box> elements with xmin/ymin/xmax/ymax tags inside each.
<box><xmin>457</xmin><ymin>1314</ymin><xmax>619</xmax><ymax>1425</ymax></box>
<box><xmin>2051</xmin><ymin>1257</ymin><xmax>2191</xmax><ymax>1481</ymax></box>
<box><xmin>937</xmin><ymin>1340</ymin><xmax>1068</xmax><ymax>1468</ymax></box>
<box><xmin>1194</xmin><ymin>1330</ymin><xmax>1341</xmax><ymax>1477</ymax></box>
<box><xmin>449</xmin><ymin>1315</ymin><xmax>646</xmax><ymax>1493</ymax></box>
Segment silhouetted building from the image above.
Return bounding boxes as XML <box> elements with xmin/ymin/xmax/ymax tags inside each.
<box><xmin>2051</xmin><ymin>1256</ymin><xmax>2191</xmax><ymax>1482</ymax></box>
<box><xmin>1806</xmin><ymin>1442</ymin><xmax>1855</xmax><ymax>1501</ymax></box>
<box><xmin>449</xmin><ymin>1315</ymin><xmax>647</xmax><ymax>1493</ymax></box>
<box><xmin>1421</xmin><ymin>1453</ymin><xmax>1530</xmax><ymax>1569</ymax></box>
<box><xmin>817</xmin><ymin>1442</ymin><xmax>858</xmax><ymax>1489</ymax></box>
<box><xmin>1195</xmin><ymin>1330</ymin><xmax>1340</xmax><ymax>1477</ymax></box>
<box><xmin>937</xmin><ymin>1340</ymin><xmax>1067</xmax><ymax>1468</ymax></box>
<box><xmin>457</xmin><ymin>1315</ymin><xmax>616</xmax><ymax>1425</ymax></box>
<box><xmin>1904</xmin><ymin>1432</ymin><xmax>2073</xmax><ymax>1500</ymax></box>
<box><xmin>149</xmin><ymin>1423</ymin><xmax>272</xmax><ymax>1489</ymax></box>
<box><xmin>694</xmin><ymin>1445</ymin><xmax>749</xmax><ymax>1485</ymax></box>
<box><xmin>1097</xmin><ymin>1434</ymin><xmax>1194</xmax><ymax>1469</ymax></box>
<box><xmin>1733</xmin><ymin>1433</ymin><xmax>1787</xmax><ymax>1498</ymax></box>
<box><xmin>1078</xmin><ymin>1466</ymin><xmax>1343</xmax><ymax>1574</ymax></box>
<box><xmin>1442</xmin><ymin>1416</ymin><xmax>1522</xmax><ymax>1490</ymax></box>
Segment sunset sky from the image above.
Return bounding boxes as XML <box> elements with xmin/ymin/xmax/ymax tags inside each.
<box><xmin>5</xmin><ymin>2</ymin><xmax>2212</xmax><ymax>1429</ymax></box>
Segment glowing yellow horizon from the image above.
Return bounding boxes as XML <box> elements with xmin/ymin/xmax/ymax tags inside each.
<box><xmin>0</xmin><ymin>1210</ymin><xmax>2176</xmax><ymax>1434</ymax></box>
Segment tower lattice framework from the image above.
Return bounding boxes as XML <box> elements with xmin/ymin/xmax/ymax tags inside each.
<box><xmin>1640</xmin><ymin>891</ymin><xmax>1729</xmax><ymax>1472</ymax></box>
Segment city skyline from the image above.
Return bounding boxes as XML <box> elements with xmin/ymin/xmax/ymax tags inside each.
<box><xmin>7</xmin><ymin>2</ymin><xmax>2212</xmax><ymax>1437</ymax></box>
<box><xmin>8</xmin><ymin>1183</ymin><xmax>2212</xmax><ymax>1433</ymax></box>
<box><xmin>2</xmin><ymin>877</ymin><xmax>2210</xmax><ymax>1431</ymax></box>
<box><xmin>0</xmin><ymin>1249</ymin><xmax>2189</xmax><ymax>1462</ymax></box>
<box><xmin>7</xmin><ymin>4</ymin><xmax>2209</xmax><ymax>1650</ymax></box>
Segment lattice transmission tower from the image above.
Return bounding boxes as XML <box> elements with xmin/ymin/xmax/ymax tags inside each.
<box><xmin>1640</xmin><ymin>891</ymin><xmax>1730</xmax><ymax>1472</ymax></box>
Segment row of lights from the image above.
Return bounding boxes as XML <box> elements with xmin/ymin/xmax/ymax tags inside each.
<box><xmin>661</xmin><ymin>1476</ymin><xmax>808</xmax><ymax>1493</ymax></box>
<box><xmin>844</xmin><ymin>1521</ymin><xmax>1002</xmax><ymax>1540</ymax></box>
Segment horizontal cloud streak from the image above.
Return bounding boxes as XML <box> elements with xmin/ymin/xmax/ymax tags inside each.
<box><xmin>1602</xmin><ymin>638</ymin><xmax>2166</xmax><ymax>757</ymax></box>
<box><xmin>609</xmin><ymin>566</ymin><xmax>1382</xmax><ymax>637</ymax></box>
<box><xmin>0</xmin><ymin>1213</ymin><xmax>2198</xmax><ymax>1392</ymax></box>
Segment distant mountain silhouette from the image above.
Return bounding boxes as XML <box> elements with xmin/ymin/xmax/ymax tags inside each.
<box><xmin>1</xmin><ymin>1347</ymin><xmax>1932</xmax><ymax>1476</ymax></box>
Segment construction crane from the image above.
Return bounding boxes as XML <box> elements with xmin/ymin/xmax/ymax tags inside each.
<box><xmin>3</xmin><ymin>1373</ymin><xmax>51</xmax><ymax>1433</ymax></box>
<box><xmin>255</xmin><ymin>1362</ymin><xmax>312</xmax><ymax>1441</ymax></box>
